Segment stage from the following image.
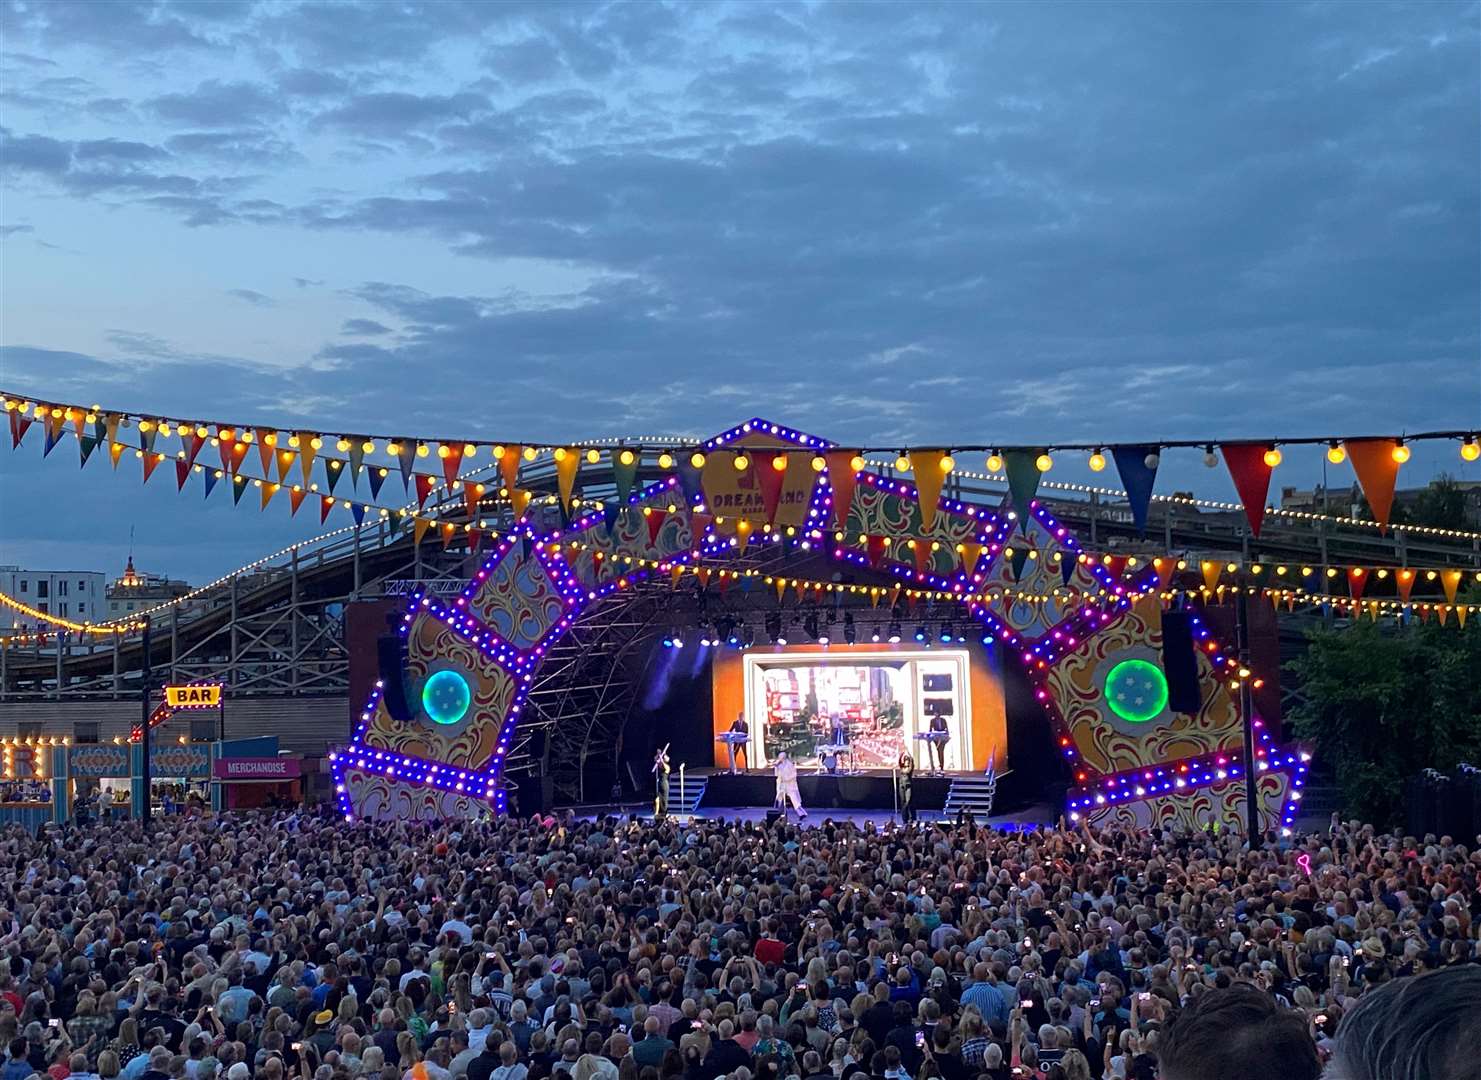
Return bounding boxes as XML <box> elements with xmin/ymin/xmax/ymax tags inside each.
<box><xmin>667</xmin><ymin>765</ymin><xmax>1023</xmax><ymax>816</ymax></box>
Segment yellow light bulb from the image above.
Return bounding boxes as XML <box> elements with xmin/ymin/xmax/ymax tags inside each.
<box><xmin>1088</xmin><ymin>452</ymin><xmax>1106</xmax><ymax>472</ymax></box>
<box><xmin>1391</xmin><ymin>442</ymin><xmax>1410</xmax><ymax>464</ymax></box>
<box><xmin>336</xmin><ymin>438</ymin><xmax>350</xmax><ymax>452</ymax></box>
<box><xmin>461</xmin><ymin>443</ymin><xmax>475</xmax><ymax>457</ymax></box>
<box><xmin>361</xmin><ymin>440</ymin><xmax>376</xmax><ymax>454</ymax></box>
<box><xmin>895</xmin><ymin>454</ymin><xmax>910</xmax><ymax>471</ymax></box>
<box><xmin>262</xmin><ymin>431</ymin><xmax>276</xmax><ymax>446</ymax></box>
<box><xmin>939</xmin><ymin>454</ymin><xmax>955</xmax><ymax>473</ymax></box>
<box><xmin>849</xmin><ymin>454</ymin><xmax>866</xmax><ymax>472</ymax></box>
<box><xmin>1461</xmin><ymin>439</ymin><xmax>1480</xmax><ymax>462</ymax></box>
<box><xmin>437</xmin><ymin>445</ymin><xmax>451</xmax><ymax>459</ymax></box>
<box><xmin>139</xmin><ymin>420</ymin><xmax>154</xmax><ymax>433</ymax></box>
<box><xmin>619</xmin><ymin>449</ymin><xmax>636</xmax><ymax>466</ymax></box>
<box><xmin>554</xmin><ymin>447</ymin><xmax>568</xmax><ymax>462</ymax></box>
<box><xmin>1327</xmin><ymin>443</ymin><xmax>1345</xmax><ymax>464</ymax></box>
<box><xmin>386</xmin><ymin>442</ymin><xmax>401</xmax><ymax>456</ymax></box>
<box><xmin>1263</xmin><ymin>447</ymin><xmax>1282</xmax><ymax>468</ymax></box>
<box><xmin>522</xmin><ymin>446</ymin><xmax>538</xmax><ymax>461</ymax></box>
<box><xmin>690</xmin><ymin>452</ymin><xmax>706</xmax><ymax>469</ymax></box>
<box><xmin>734</xmin><ymin>453</ymin><xmax>750</xmax><ymax>470</ymax></box>
<box><xmin>586</xmin><ymin>448</ymin><xmax>600</xmax><ymax>464</ymax></box>
<box><xmin>772</xmin><ymin>454</ymin><xmax>788</xmax><ymax>472</ymax></box>
<box><xmin>415</xmin><ymin>442</ymin><xmax>429</xmax><ymax>457</ymax></box>
<box><xmin>986</xmin><ymin>453</ymin><xmax>1003</xmax><ymax>473</ymax></box>
<box><xmin>157</xmin><ymin>422</ymin><xmax>172</xmax><ymax>437</ymax></box>
<box><xmin>1035</xmin><ymin>453</ymin><xmax>1053</xmax><ymax>473</ymax></box>
<box><xmin>658</xmin><ymin>452</ymin><xmax>674</xmax><ymax>469</ymax></box>
<box><xmin>288</xmin><ymin>434</ymin><xmax>301</xmax><ymax>448</ymax></box>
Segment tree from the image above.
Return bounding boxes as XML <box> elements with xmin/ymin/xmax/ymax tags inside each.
<box><xmin>1408</xmin><ymin>473</ymin><xmax>1470</xmax><ymax>530</ymax></box>
<box><xmin>1285</xmin><ymin>620</ymin><xmax>1481</xmax><ymax>828</ymax></box>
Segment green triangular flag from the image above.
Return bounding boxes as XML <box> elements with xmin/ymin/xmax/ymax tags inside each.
<box><xmin>1010</xmin><ymin>547</ymin><xmax>1030</xmax><ymax>582</ymax></box>
<box><xmin>612</xmin><ymin>451</ymin><xmax>638</xmax><ymax>503</ymax></box>
<box><xmin>79</xmin><ymin>434</ymin><xmax>99</xmax><ymax>467</ymax></box>
<box><xmin>1003</xmin><ymin>450</ymin><xmax>1043</xmax><ymax>529</ymax></box>
<box><xmin>325</xmin><ymin>458</ymin><xmax>344</xmax><ymax>493</ymax></box>
<box><xmin>231</xmin><ymin>475</ymin><xmax>248</xmax><ymax>504</ymax></box>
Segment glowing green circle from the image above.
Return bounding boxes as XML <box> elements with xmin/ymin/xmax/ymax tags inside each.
<box><xmin>422</xmin><ymin>669</ymin><xmax>471</xmax><ymax>725</ymax></box>
<box><xmin>1104</xmin><ymin>659</ymin><xmax>1168</xmax><ymax>724</ymax></box>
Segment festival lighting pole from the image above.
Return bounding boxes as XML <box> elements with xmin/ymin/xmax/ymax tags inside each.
<box><xmin>140</xmin><ymin>615</ymin><xmax>151</xmax><ymax>826</ymax></box>
<box><xmin>1235</xmin><ymin>589</ymin><xmax>1259</xmax><ymax>848</ymax></box>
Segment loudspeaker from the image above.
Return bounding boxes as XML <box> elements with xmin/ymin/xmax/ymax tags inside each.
<box><xmin>765</xmin><ymin>808</ymin><xmax>784</xmax><ymax>826</ymax></box>
<box><xmin>1161</xmin><ymin>611</ymin><xmax>1202</xmax><ymax>714</ymax></box>
<box><xmin>377</xmin><ymin>633</ymin><xmax>415</xmax><ymax>722</ymax></box>
<box><xmin>515</xmin><ymin>774</ymin><xmax>555</xmax><ymax>815</ymax></box>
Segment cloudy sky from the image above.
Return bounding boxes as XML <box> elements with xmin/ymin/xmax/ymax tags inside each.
<box><xmin>1</xmin><ymin>1</ymin><xmax>1478</xmax><ymax>583</ymax></box>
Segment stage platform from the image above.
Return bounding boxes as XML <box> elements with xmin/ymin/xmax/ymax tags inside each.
<box><xmin>672</xmin><ymin>766</ymin><xmax>1020</xmax><ymax>815</ymax></box>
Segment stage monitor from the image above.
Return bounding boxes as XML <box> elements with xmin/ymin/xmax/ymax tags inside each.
<box><xmin>711</xmin><ymin>644</ymin><xmax>1007</xmax><ymax>772</ymax></box>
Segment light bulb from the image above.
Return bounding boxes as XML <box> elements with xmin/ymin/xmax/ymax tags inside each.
<box><xmin>895</xmin><ymin>454</ymin><xmax>910</xmax><ymax>471</ymax></box>
<box><xmin>733</xmin><ymin>454</ymin><xmax>750</xmax><ymax>470</ymax></box>
<box><xmin>1327</xmin><ymin>443</ymin><xmax>1345</xmax><ymax>464</ymax></box>
<box><xmin>1263</xmin><ymin>447</ymin><xmax>1282</xmax><ymax>468</ymax></box>
<box><xmin>771</xmin><ymin>454</ymin><xmax>788</xmax><ymax>472</ymax></box>
<box><xmin>288</xmin><ymin>434</ymin><xmax>301</xmax><ymax>448</ymax></box>
<box><xmin>586</xmin><ymin>448</ymin><xmax>600</xmax><ymax>464</ymax></box>
<box><xmin>1461</xmin><ymin>439</ymin><xmax>1479</xmax><ymax>462</ymax></box>
<box><xmin>1144</xmin><ymin>451</ymin><xmax>1160</xmax><ymax>469</ymax></box>
<box><xmin>849</xmin><ymin>454</ymin><xmax>866</xmax><ymax>472</ymax></box>
<box><xmin>362</xmin><ymin>440</ymin><xmax>377</xmax><ymax>454</ymax></box>
<box><xmin>1202</xmin><ymin>446</ymin><xmax>1217</xmax><ymax>468</ymax></box>
<box><xmin>811</xmin><ymin>455</ymin><xmax>826</xmax><ymax>472</ymax></box>
<box><xmin>690</xmin><ymin>452</ymin><xmax>706</xmax><ymax>469</ymax></box>
<box><xmin>437</xmin><ymin>445</ymin><xmax>451</xmax><ymax>459</ymax></box>
<box><xmin>619</xmin><ymin>448</ymin><xmax>636</xmax><ymax>466</ymax></box>
<box><xmin>1088</xmin><ymin>451</ymin><xmax>1106</xmax><ymax>472</ymax></box>
<box><xmin>336</xmin><ymin>438</ymin><xmax>351</xmax><ymax>452</ymax></box>
<box><xmin>939</xmin><ymin>454</ymin><xmax>955</xmax><ymax>473</ymax></box>
<box><xmin>1391</xmin><ymin>442</ymin><xmax>1410</xmax><ymax>464</ymax></box>
<box><xmin>986</xmin><ymin>453</ymin><xmax>1003</xmax><ymax>473</ymax></box>
<box><xmin>522</xmin><ymin>446</ymin><xmax>537</xmax><ymax>461</ymax></box>
<box><xmin>415</xmin><ymin>442</ymin><xmax>428</xmax><ymax>457</ymax></box>
<box><xmin>658</xmin><ymin>453</ymin><xmax>674</xmax><ymax>469</ymax></box>
<box><xmin>1035</xmin><ymin>453</ymin><xmax>1053</xmax><ymax>473</ymax></box>
<box><xmin>553</xmin><ymin>448</ymin><xmax>568</xmax><ymax>462</ymax></box>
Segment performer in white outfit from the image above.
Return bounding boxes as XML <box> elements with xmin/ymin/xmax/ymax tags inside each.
<box><xmin>773</xmin><ymin>749</ymin><xmax>807</xmax><ymax>820</ymax></box>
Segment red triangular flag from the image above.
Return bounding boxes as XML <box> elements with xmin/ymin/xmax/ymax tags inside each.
<box><xmin>646</xmin><ymin>510</ymin><xmax>666</xmax><ymax>548</ymax></box>
<box><xmin>320</xmin><ymin>496</ymin><xmax>335</xmax><ymax>524</ymax></box>
<box><xmin>289</xmin><ymin>487</ymin><xmax>307</xmax><ymax>516</ymax></box>
<box><xmin>142</xmin><ymin>451</ymin><xmax>164</xmax><ymax>484</ymax></box>
<box><xmin>912</xmin><ymin>541</ymin><xmax>932</xmax><ymax>578</ymax></box>
<box><xmin>464</xmin><ymin>482</ymin><xmax>483</xmax><ymax>521</ymax></box>
<box><xmin>1104</xmin><ymin>555</ymin><xmax>1129</xmax><ymax>580</ymax></box>
<box><xmin>826</xmin><ymin>452</ymin><xmax>860</xmax><ymax>529</ymax></box>
<box><xmin>867</xmin><ymin>535</ymin><xmax>888</xmax><ymax>568</ymax></box>
<box><xmin>1221</xmin><ymin>444</ymin><xmax>1274</xmax><ymax>537</ymax></box>
<box><xmin>227</xmin><ymin>440</ymin><xmax>249</xmax><ymax>474</ymax></box>
<box><xmin>254</xmin><ymin>430</ymin><xmax>274</xmax><ymax>475</ymax></box>
<box><xmin>1348</xmin><ymin>567</ymin><xmax>1367</xmax><ymax>602</ymax></box>
<box><xmin>440</xmin><ymin>444</ymin><xmax>464</xmax><ymax>488</ymax></box>
<box><xmin>415</xmin><ymin>473</ymin><xmax>435</xmax><ymax>509</ymax></box>
<box><xmin>690</xmin><ymin>512</ymin><xmax>713</xmax><ymax>545</ymax></box>
<box><xmin>696</xmin><ymin>567</ymin><xmax>711</xmax><ymax>587</ymax></box>
<box><xmin>175</xmin><ymin>459</ymin><xmax>191</xmax><ymax>489</ymax></box>
<box><xmin>1344</xmin><ymin>440</ymin><xmax>1400</xmax><ymax>532</ymax></box>
<box><xmin>1395</xmin><ymin>568</ymin><xmax>1416</xmax><ymax>603</ymax></box>
<box><xmin>218</xmin><ymin>431</ymin><xmax>235</xmax><ymax>470</ymax></box>
<box><xmin>9</xmin><ymin>411</ymin><xmax>33</xmax><ymax>448</ymax></box>
<box><xmin>756</xmin><ymin>458</ymin><xmax>786</xmax><ymax>524</ymax></box>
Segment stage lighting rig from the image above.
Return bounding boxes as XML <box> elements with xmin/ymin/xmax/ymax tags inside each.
<box><xmin>843</xmin><ymin>612</ymin><xmax>857</xmax><ymax>645</ymax></box>
<box><xmin>940</xmin><ymin>621</ymin><xmax>956</xmax><ymax>643</ymax></box>
<box><xmin>887</xmin><ymin>619</ymin><xmax>902</xmax><ymax>643</ymax></box>
<box><xmin>764</xmin><ymin>612</ymin><xmax>783</xmax><ymax>644</ymax></box>
<box><xmin>913</xmin><ymin>624</ymin><xmax>928</xmax><ymax>643</ymax></box>
<box><xmin>803</xmin><ymin>611</ymin><xmax>821</xmax><ymax>641</ymax></box>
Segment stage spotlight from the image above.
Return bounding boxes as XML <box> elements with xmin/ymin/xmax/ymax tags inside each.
<box><xmin>671</xmin><ymin>631</ymin><xmax>685</xmax><ymax>649</ymax></box>
<box><xmin>888</xmin><ymin>619</ymin><xmax>902</xmax><ymax>643</ymax></box>
<box><xmin>803</xmin><ymin>612</ymin><xmax>821</xmax><ymax>641</ymax></box>
<box><xmin>717</xmin><ymin>616</ymin><xmax>737</xmax><ymax>645</ymax></box>
<box><xmin>817</xmin><ymin>630</ymin><xmax>830</xmax><ymax>645</ymax></box>
<box><xmin>661</xmin><ymin>634</ymin><xmax>674</xmax><ymax>648</ymax></box>
<box><xmin>940</xmin><ymin>622</ymin><xmax>956</xmax><ymax>643</ymax></box>
<box><xmin>843</xmin><ymin>612</ymin><xmax>857</xmax><ymax>645</ymax></box>
<box><xmin>870</xmin><ymin>627</ymin><xmax>881</xmax><ymax>643</ymax></box>
<box><xmin>740</xmin><ymin>623</ymin><xmax>756</xmax><ymax>647</ymax></box>
<box><xmin>765</xmin><ymin>612</ymin><xmax>782</xmax><ymax>643</ymax></box>
<box><xmin>980</xmin><ymin>633</ymin><xmax>994</xmax><ymax>645</ymax></box>
<box><xmin>913</xmin><ymin>624</ymin><xmax>927</xmax><ymax>643</ymax></box>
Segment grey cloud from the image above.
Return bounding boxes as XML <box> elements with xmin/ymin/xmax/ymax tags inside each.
<box><xmin>147</xmin><ymin>78</ymin><xmax>283</xmax><ymax>127</ymax></box>
<box><xmin>165</xmin><ymin>129</ymin><xmax>300</xmax><ymax>164</ymax></box>
<box><xmin>226</xmin><ymin>288</ymin><xmax>276</xmax><ymax>307</ymax></box>
<box><xmin>293</xmin><ymin>277</ymin><xmax>325</xmax><ymax>288</ymax></box>
<box><xmin>341</xmin><ymin>318</ymin><xmax>391</xmax><ymax>335</ymax></box>
<box><xmin>276</xmin><ymin>68</ymin><xmax>352</xmax><ymax>97</ymax></box>
<box><xmin>312</xmin><ymin>91</ymin><xmax>490</xmax><ymax>139</ymax></box>
<box><xmin>0</xmin><ymin>224</ymin><xmax>35</xmax><ymax>237</ymax></box>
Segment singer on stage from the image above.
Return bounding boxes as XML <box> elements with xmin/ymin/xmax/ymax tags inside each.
<box><xmin>725</xmin><ymin>711</ymin><xmax>748</xmax><ymax>774</ymax></box>
<box><xmin>895</xmin><ymin>751</ymin><xmax>915</xmax><ymax>823</ymax></box>
<box><xmin>652</xmin><ymin>745</ymin><xmax>671</xmax><ymax>818</ymax></box>
<box><xmin>773</xmin><ymin>748</ymin><xmax>807</xmax><ymax>821</ymax></box>
<box><xmin>928</xmin><ymin>711</ymin><xmax>949</xmax><ymax>770</ymax></box>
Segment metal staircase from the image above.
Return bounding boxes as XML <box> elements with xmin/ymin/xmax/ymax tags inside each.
<box><xmin>944</xmin><ymin>768</ymin><xmax>1000</xmax><ymax>823</ymax></box>
<box><xmin>666</xmin><ymin>771</ymin><xmax>709</xmax><ymax>817</ymax></box>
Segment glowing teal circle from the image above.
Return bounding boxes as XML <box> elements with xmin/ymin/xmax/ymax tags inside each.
<box><xmin>422</xmin><ymin>669</ymin><xmax>471</xmax><ymax>725</ymax></box>
<box><xmin>1104</xmin><ymin>659</ymin><xmax>1168</xmax><ymax>724</ymax></box>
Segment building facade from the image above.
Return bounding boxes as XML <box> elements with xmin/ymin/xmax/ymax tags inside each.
<box><xmin>105</xmin><ymin>557</ymin><xmax>192</xmax><ymax>618</ymax></box>
<box><xmin>0</xmin><ymin>566</ymin><xmax>107</xmax><ymax>629</ymax></box>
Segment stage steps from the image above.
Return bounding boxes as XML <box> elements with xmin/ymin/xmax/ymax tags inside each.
<box><xmin>944</xmin><ymin>772</ymin><xmax>1000</xmax><ymax>822</ymax></box>
<box><xmin>667</xmin><ymin>772</ymin><xmax>709</xmax><ymax>815</ymax></box>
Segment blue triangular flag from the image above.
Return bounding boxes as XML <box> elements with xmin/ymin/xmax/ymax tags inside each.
<box><xmin>350</xmin><ymin>503</ymin><xmax>367</xmax><ymax>525</ymax></box>
<box><xmin>203</xmin><ymin>470</ymin><xmax>220</xmax><ymax>499</ymax></box>
<box><xmin>367</xmin><ymin>467</ymin><xmax>387</xmax><ymax>499</ymax></box>
<box><xmin>676</xmin><ymin>459</ymin><xmax>705</xmax><ymax>506</ymax></box>
<box><xmin>1111</xmin><ymin>446</ymin><xmax>1159</xmax><ymax>536</ymax></box>
<box><xmin>602</xmin><ymin>499</ymin><xmax>621</xmax><ymax>535</ymax></box>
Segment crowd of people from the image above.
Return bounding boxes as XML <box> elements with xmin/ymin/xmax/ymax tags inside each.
<box><xmin>1</xmin><ymin>808</ymin><xmax>1478</xmax><ymax>1080</ymax></box>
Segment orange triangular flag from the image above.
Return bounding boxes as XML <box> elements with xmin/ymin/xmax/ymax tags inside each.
<box><xmin>255</xmin><ymin>430</ymin><xmax>274</xmax><ymax>475</ymax></box>
<box><xmin>775</xmin><ymin>577</ymin><xmax>788</xmax><ymax>602</ymax></box>
<box><xmin>1438</xmin><ymin>605</ymin><xmax>1450</xmax><ymax>626</ymax></box>
<box><xmin>1396</xmin><ymin>568</ymin><xmax>1416</xmax><ymax>603</ymax></box>
<box><xmin>260</xmin><ymin>482</ymin><xmax>279</xmax><ymax>510</ymax></box>
<box><xmin>670</xmin><ymin>565</ymin><xmax>685</xmax><ymax>587</ymax></box>
<box><xmin>511</xmin><ymin>488</ymin><xmax>532</xmax><ymax>518</ymax></box>
<box><xmin>298</xmin><ymin>433</ymin><xmax>318</xmax><ymax>485</ymax></box>
<box><xmin>1441</xmin><ymin>569</ymin><xmax>1463</xmax><ymax>606</ymax></box>
<box><xmin>499</xmin><ymin>447</ymin><xmax>521</xmax><ymax>492</ymax></box>
<box><xmin>1344</xmin><ymin>440</ymin><xmax>1401</xmax><ymax>531</ymax></box>
<box><xmin>440</xmin><ymin>522</ymin><xmax>457</xmax><ymax>549</ymax></box>
<box><xmin>959</xmin><ymin>542</ymin><xmax>983</xmax><ymax>576</ymax></box>
<box><xmin>826</xmin><ymin>451</ymin><xmax>860</xmax><ymax>529</ymax></box>
<box><xmin>142</xmin><ymin>451</ymin><xmax>164</xmax><ymax>484</ymax></box>
<box><xmin>909</xmin><ymin>451</ymin><xmax>947</xmax><ymax>532</ymax></box>
<box><xmin>1457</xmin><ymin>606</ymin><xmax>1468</xmax><ymax>628</ymax></box>
<box><xmin>413</xmin><ymin>518</ymin><xmax>432</xmax><ymax>546</ymax></box>
<box><xmin>735</xmin><ymin>518</ymin><xmax>753</xmax><ymax>553</ymax></box>
<box><xmin>1154</xmin><ymin>557</ymin><xmax>1177</xmax><ymax>589</ymax></box>
<box><xmin>1201</xmin><ymin>560</ymin><xmax>1221</xmax><ymax>592</ymax></box>
<box><xmin>696</xmin><ymin>567</ymin><xmax>711</xmax><ymax>587</ymax></box>
<box><xmin>465</xmin><ymin>482</ymin><xmax>483</xmax><ymax>521</ymax></box>
<box><xmin>109</xmin><ymin>441</ymin><xmax>126</xmax><ymax>468</ymax></box>
<box><xmin>275</xmin><ymin>450</ymin><xmax>294</xmax><ymax>484</ymax></box>
<box><xmin>289</xmin><ymin>487</ymin><xmax>306</xmax><ymax>516</ymax></box>
<box><xmin>555</xmin><ymin>448</ymin><xmax>580</xmax><ymax>510</ymax></box>
<box><xmin>440</xmin><ymin>444</ymin><xmax>464</xmax><ymax>489</ymax></box>
<box><xmin>1348</xmin><ymin>567</ymin><xmax>1367</xmax><ymax>602</ymax></box>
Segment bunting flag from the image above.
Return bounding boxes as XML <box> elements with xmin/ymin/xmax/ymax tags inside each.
<box><xmin>439</xmin><ymin>444</ymin><xmax>464</xmax><ymax>488</ymax></box>
<box><xmin>1111</xmin><ymin>446</ymin><xmax>1159</xmax><ymax>535</ymax></box>
<box><xmin>867</xmin><ymin>535</ymin><xmax>889</xmax><ymax>568</ymax></box>
<box><xmin>231</xmin><ymin>475</ymin><xmax>248</xmax><ymax>505</ymax></box>
<box><xmin>1344</xmin><ymin>439</ymin><xmax>1401</xmax><ymax>531</ymax></box>
<box><xmin>413</xmin><ymin>518</ymin><xmax>432</xmax><ymax>546</ymax></box>
<box><xmin>826</xmin><ymin>452</ymin><xmax>859</xmax><ymax>529</ymax></box>
<box><xmin>1396</xmin><ymin>568</ymin><xmax>1417</xmax><ymax>603</ymax></box>
<box><xmin>182</xmin><ymin>430</ymin><xmax>206</xmax><ymax>468</ymax></box>
<box><xmin>1459</xmin><ymin>606</ymin><xmax>1469</xmax><ymax>628</ymax></box>
<box><xmin>691</xmin><ymin>511</ymin><xmax>713</xmax><ymax>542</ymax></box>
<box><xmin>953</xmin><ymin>541</ymin><xmax>980</xmax><ymax>577</ymax></box>
<box><xmin>555</xmin><ymin>448</ymin><xmax>580</xmax><ymax>511</ymax></box>
<box><xmin>142</xmin><ymin>451</ymin><xmax>165</xmax><ymax>484</ymax></box>
<box><xmin>43</xmin><ymin>418</ymin><xmax>64</xmax><ymax>457</ymax></box>
<box><xmin>319</xmin><ymin>495</ymin><xmax>334</xmax><ymax>523</ymax></box>
<box><xmin>260</xmin><ymin>482</ymin><xmax>279</xmax><ymax>511</ymax></box>
<box><xmin>1220</xmin><ymin>444</ymin><xmax>1275</xmax><ymax>537</ymax></box>
<box><xmin>274</xmin><ymin>450</ymin><xmax>294</xmax><ymax>484</ymax></box>
<box><xmin>226</xmin><ymin>439</ymin><xmax>249</xmax><ymax>474</ymax></box>
<box><xmin>1202</xmin><ymin>560</ymin><xmax>1221</xmax><ymax>592</ymax></box>
<box><xmin>347</xmin><ymin>440</ymin><xmax>366</xmax><ymax>488</ymax></box>
<box><xmin>756</xmin><ymin>457</ymin><xmax>786</xmax><ymax>524</ymax></box>
<box><xmin>324</xmin><ymin>458</ymin><xmax>344</xmax><ymax>493</ymax></box>
<box><xmin>510</xmin><ymin>488</ymin><xmax>532</xmax><ymax>518</ymax></box>
<box><xmin>394</xmin><ymin>440</ymin><xmax>414</xmax><ymax>489</ymax></box>
<box><xmin>299</xmin><ymin>433</ymin><xmax>320</xmax><ymax>485</ymax></box>
<box><xmin>415</xmin><ymin>473</ymin><xmax>435</xmax><ymax>509</ymax></box>
<box><xmin>1442</xmin><ymin>569</ymin><xmax>1463</xmax><ymax>606</ymax></box>
<box><xmin>218</xmin><ymin>431</ymin><xmax>235</xmax><ymax>471</ymax></box>
<box><xmin>175</xmin><ymin>459</ymin><xmax>191</xmax><ymax>490</ymax></box>
<box><xmin>1003</xmin><ymin>450</ymin><xmax>1043</xmax><ymax>525</ymax></box>
<box><xmin>912</xmin><ymin>540</ymin><xmax>932</xmax><ymax>578</ymax></box>
<box><xmin>254</xmin><ymin>430</ymin><xmax>274</xmax><ymax>475</ymax></box>
<box><xmin>734</xmin><ymin>518</ymin><xmax>753</xmax><ymax>553</ymax></box>
<box><xmin>611</xmin><ymin>451</ymin><xmax>638</xmax><ymax>503</ymax></box>
<box><xmin>1062</xmin><ymin>553</ymin><xmax>1077</xmax><ymax>586</ymax></box>
<box><xmin>78</xmin><ymin>435</ymin><xmax>99</xmax><ymax>468</ymax></box>
<box><xmin>1104</xmin><ymin>554</ymin><xmax>1129</xmax><ymax>580</ymax></box>
<box><xmin>696</xmin><ymin>567</ymin><xmax>711</xmax><ymax>587</ymax></box>
<box><xmin>602</xmin><ymin>500</ymin><xmax>621</xmax><ymax>535</ymax></box>
<box><xmin>671</xmin><ymin>565</ymin><xmax>685</xmax><ymax>588</ymax></box>
<box><xmin>104</xmin><ymin>413</ymin><xmax>120</xmax><ymax>448</ymax></box>
<box><xmin>645</xmin><ymin>509</ymin><xmax>666</xmax><ymax>548</ymax></box>
<box><xmin>289</xmin><ymin>487</ymin><xmax>307</xmax><ymax>516</ymax></box>
<box><xmin>1348</xmin><ymin>567</ymin><xmax>1367</xmax><ymax>602</ymax></box>
<box><xmin>1153</xmin><ymin>557</ymin><xmax>1177</xmax><ymax>589</ymax></box>
<box><xmin>352</xmin><ymin>503</ymin><xmax>368</xmax><ymax>526</ymax></box>
<box><xmin>909</xmin><ymin>451</ymin><xmax>948</xmax><ymax>532</ymax></box>
<box><xmin>9</xmin><ymin>410</ymin><xmax>33</xmax><ymax>448</ymax></box>
<box><xmin>463</xmin><ymin>480</ymin><xmax>482</xmax><ymax>520</ymax></box>
<box><xmin>1009</xmin><ymin>547</ymin><xmax>1030</xmax><ymax>582</ymax></box>
<box><xmin>1437</xmin><ymin>605</ymin><xmax>1449</xmax><ymax>626</ymax></box>
<box><xmin>676</xmin><ymin>458</ymin><xmax>705</xmax><ymax>506</ymax></box>
<box><xmin>499</xmin><ymin>447</ymin><xmax>521</xmax><ymax>493</ymax></box>
<box><xmin>775</xmin><ymin>577</ymin><xmax>788</xmax><ymax>602</ymax></box>
<box><xmin>138</xmin><ymin>421</ymin><xmax>156</xmax><ymax>455</ymax></box>
<box><xmin>203</xmin><ymin>469</ymin><xmax>220</xmax><ymax>499</ymax></box>
<box><xmin>387</xmin><ymin>509</ymin><xmax>404</xmax><ymax>532</ymax></box>
<box><xmin>367</xmin><ymin>467</ymin><xmax>388</xmax><ymax>500</ymax></box>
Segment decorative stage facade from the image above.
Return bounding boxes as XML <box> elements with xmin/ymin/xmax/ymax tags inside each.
<box><xmin>331</xmin><ymin>418</ymin><xmax>1308</xmax><ymax>832</ymax></box>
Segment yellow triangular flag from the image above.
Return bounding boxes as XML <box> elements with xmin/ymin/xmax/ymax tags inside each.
<box><xmin>670</xmin><ymin>565</ymin><xmax>684</xmax><ymax>588</ymax></box>
<box><xmin>735</xmin><ymin>518</ymin><xmax>753</xmax><ymax>554</ymax></box>
<box><xmin>1457</xmin><ymin>606</ymin><xmax>1468</xmax><ymax>628</ymax></box>
<box><xmin>555</xmin><ymin>448</ymin><xmax>580</xmax><ymax>510</ymax></box>
<box><xmin>299</xmin><ymin>432</ymin><xmax>318</xmax><ymax>485</ymax></box>
<box><xmin>511</xmin><ymin>488</ymin><xmax>532</xmax><ymax>518</ymax></box>
<box><xmin>109</xmin><ymin>441</ymin><xmax>126</xmax><ymax>468</ymax></box>
<box><xmin>413</xmin><ymin>518</ymin><xmax>432</xmax><ymax>546</ymax></box>
<box><xmin>775</xmin><ymin>577</ymin><xmax>788</xmax><ymax>602</ymax></box>
<box><xmin>260</xmin><ymin>482</ymin><xmax>279</xmax><ymax>511</ymax></box>
<box><xmin>1202</xmin><ymin>560</ymin><xmax>1221</xmax><ymax>592</ymax></box>
<box><xmin>1441</xmin><ymin>569</ymin><xmax>1462</xmax><ymax>606</ymax></box>
<box><xmin>909</xmin><ymin>450</ymin><xmax>948</xmax><ymax>532</ymax></box>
